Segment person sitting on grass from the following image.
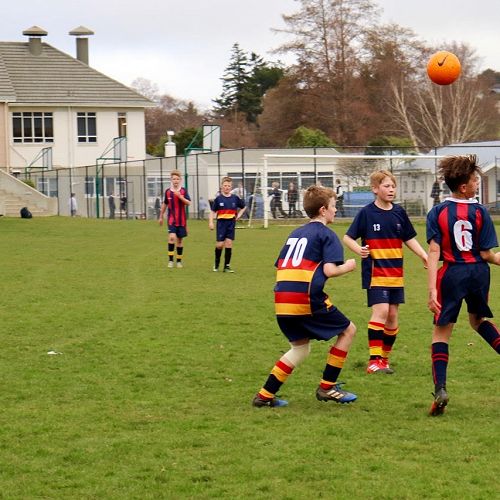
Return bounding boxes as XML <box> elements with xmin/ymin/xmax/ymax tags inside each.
<box><xmin>253</xmin><ymin>184</ymin><xmax>358</xmax><ymax>408</ymax></box>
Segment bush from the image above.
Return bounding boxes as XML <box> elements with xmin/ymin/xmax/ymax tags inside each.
<box><xmin>22</xmin><ymin>179</ymin><xmax>35</xmax><ymax>188</ymax></box>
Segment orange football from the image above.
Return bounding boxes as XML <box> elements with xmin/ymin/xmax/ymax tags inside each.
<box><xmin>427</xmin><ymin>51</ymin><xmax>461</xmax><ymax>85</ymax></box>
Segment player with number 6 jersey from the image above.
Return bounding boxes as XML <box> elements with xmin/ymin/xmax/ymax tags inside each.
<box><xmin>253</xmin><ymin>184</ymin><xmax>359</xmax><ymax>408</ymax></box>
<box><xmin>426</xmin><ymin>155</ymin><xmax>500</xmax><ymax>416</ymax></box>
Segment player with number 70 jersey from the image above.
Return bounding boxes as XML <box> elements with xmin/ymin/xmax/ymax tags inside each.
<box><xmin>274</xmin><ymin>222</ymin><xmax>345</xmax><ymax>316</ymax></box>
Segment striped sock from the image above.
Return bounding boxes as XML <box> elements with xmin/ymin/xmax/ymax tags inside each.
<box><xmin>257</xmin><ymin>358</ymin><xmax>294</xmax><ymax>401</ymax></box>
<box><xmin>176</xmin><ymin>246</ymin><xmax>183</xmax><ymax>263</ymax></box>
<box><xmin>168</xmin><ymin>243</ymin><xmax>175</xmax><ymax>262</ymax></box>
<box><xmin>431</xmin><ymin>342</ymin><xmax>449</xmax><ymax>388</ymax></box>
<box><xmin>382</xmin><ymin>326</ymin><xmax>399</xmax><ymax>361</ymax></box>
<box><xmin>320</xmin><ymin>347</ymin><xmax>347</xmax><ymax>389</ymax></box>
<box><xmin>368</xmin><ymin>321</ymin><xmax>384</xmax><ymax>359</ymax></box>
<box><xmin>477</xmin><ymin>321</ymin><xmax>500</xmax><ymax>354</ymax></box>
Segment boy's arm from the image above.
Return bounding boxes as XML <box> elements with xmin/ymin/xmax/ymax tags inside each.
<box><xmin>427</xmin><ymin>239</ymin><xmax>441</xmax><ymax>314</ymax></box>
<box><xmin>480</xmin><ymin>249</ymin><xmax>500</xmax><ymax>266</ymax></box>
<box><xmin>158</xmin><ymin>202</ymin><xmax>166</xmax><ymax>225</ymax></box>
<box><xmin>173</xmin><ymin>191</ymin><xmax>191</xmax><ymax>206</ymax></box>
<box><xmin>236</xmin><ymin>207</ymin><xmax>246</xmax><ymax>220</ymax></box>
<box><xmin>342</xmin><ymin>234</ymin><xmax>370</xmax><ymax>258</ymax></box>
<box><xmin>405</xmin><ymin>237</ymin><xmax>428</xmax><ymax>267</ymax></box>
<box><xmin>208</xmin><ymin>211</ymin><xmax>216</xmax><ymax>230</ymax></box>
<box><xmin>323</xmin><ymin>259</ymin><xmax>356</xmax><ymax>278</ymax></box>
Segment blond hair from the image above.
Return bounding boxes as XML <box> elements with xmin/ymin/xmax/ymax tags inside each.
<box><xmin>170</xmin><ymin>169</ymin><xmax>182</xmax><ymax>178</ymax></box>
<box><xmin>370</xmin><ymin>169</ymin><xmax>396</xmax><ymax>187</ymax></box>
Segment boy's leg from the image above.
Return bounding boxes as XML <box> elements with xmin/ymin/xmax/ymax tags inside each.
<box><xmin>253</xmin><ymin>340</ymin><xmax>311</xmax><ymax>407</ymax></box>
<box><xmin>430</xmin><ymin>324</ymin><xmax>453</xmax><ymax>416</ymax></box>
<box><xmin>366</xmin><ymin>301</ymin><xmax>392</xmax><ymax>374</ymax></box>
<box><xmin>473</xmin><ymin>317</ymin><xmax>500</xmax><ymax>354</ymax></box>
<box><xmin>316</xmin><ymin>323</ymin><xmax>357</xmax><ymax>403</ymax></box>
<box><xmin>176</xmin><ymin>237</ymin><xmax>184</xmax><ymax>267</ymax></box>
<box><xmin>223</xmin><ymin>239</ymin><xmax>234</xmax><ymax>272</ymax></box>
<box><xmin>167</xmin><ymin>233</ymin><xmax>176</xmax><ymax>267</ymax></box>
<box><xmin>381</xmin><ymin>304</ymin><xmax>400</xmax><ymax>373</ymax></box>
<box><xmin>214</xmin><ymin>245</ymin><xmax>223</xmax><ymax>271</ymax></box>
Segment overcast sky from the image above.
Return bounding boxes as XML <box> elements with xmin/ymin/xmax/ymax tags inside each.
<box><xmin>3</xmin><ymin>1</ymin><xmax>499</xmax><ymax>109</ymax></box>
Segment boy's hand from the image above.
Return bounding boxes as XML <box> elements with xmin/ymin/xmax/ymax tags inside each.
<box><xmin>209</xmin><ymin>222</ymin><xmax>214</xmax><ymax>230</ymax></box>
<box><xmin>158</xmin><ymin>217</ymin><xmax>163</xmax><ymax>226</ymax></box>
<box><xmin>360</xmin><ymin>245</ymin><xmax>370</xmax><ymax>258</ymax></box>
<box><xmin>428</xmin><ymin>290</ymin><xmax>441</xmax><ymax>314</ymax></box>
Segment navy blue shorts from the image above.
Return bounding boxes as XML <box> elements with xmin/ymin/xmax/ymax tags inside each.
<box><xmin>216</xmin><ymin>219</ymin><xmax>236</xmax><ymax>242</ymax></box>
<box><xmin>168</xmin><ymin>225</ymin><xmax>187</xmax><ymax>238</ymax></box>
<box><xmin>367</xmin><ymin>287</ymin><xmax>405</xmax><ymax>307</ymax></box>
<box><xmin>277</xmin><ymin>307</ymin><xmax>351</xmax><ymax>342</ymax></box>
<box><xmin>435</xmin><ymin>262</ymin><xmax>493</xmax><ymax>325</ymax></box>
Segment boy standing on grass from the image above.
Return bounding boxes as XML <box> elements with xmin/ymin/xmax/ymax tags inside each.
<box><xmin>253</xmin><ymin>185</ymin><xmax>358</xmax><ymax>408</ymax></box>
<box><xmin>209</xmin><ymin>177</ymin><xmax>246</xmax><ymax>273</ymax></box>
<box><xmin>343</xmin><ymin>170</ymin><xmax>428</xmax><ymax>375</ymax></box>
<box><xmin>159</xmin><ymin>170</ymin><xmax>191</xmax><ymax>268</ymax></box>
<box><xmin>426</xmin><ymin>155</ymin><xmax>500</xmax><ymax>416</ymax></box>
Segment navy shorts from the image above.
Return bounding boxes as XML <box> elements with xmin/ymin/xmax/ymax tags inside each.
<box><xmin>435</xmin><ymin>262</ymin><xmax>493</xmax><ymax>325</ymax></box>
<box><xmin>216</xmin><ymin>219</ymin><xmax>236</xmax><ymax>242</ymax></box>
<box><xmin>367</xmin><ymin>287</ymin><xmax>405</xmax><ymax>307</ymax></box>
<box><xmin>168</xmin><ymin>225</ymin><xmax>187</xmax><ymax>238</ymax></box>
<box><xmin>277</xmin><ymin>307</ymin><xmax>351</xmax><ymax>342</ymax></box>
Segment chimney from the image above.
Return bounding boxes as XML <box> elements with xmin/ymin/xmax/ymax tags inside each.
<box><xmin>22</xmin><ymin>26</ymin><xmax>48</xmax><ymax>56</ymax></box>
<box><xmin>69</xmin><ymin>26</ymin><xmax>94</xmax><ymax>65</ymax></box>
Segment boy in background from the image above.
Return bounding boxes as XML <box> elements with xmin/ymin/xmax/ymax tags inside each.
<box><xmin>209</xmin><ymin>177</ymin><xmax>246</xmax><ymax>273</ymax></box>
<box><xmin>343</xmin><ymin>170</ymin><xmax>427</xmax><ymax>374</ymax></box>
<box><xmin>159</xmin><ymin>170</ymin><xmax>191</xmax><ymax>268</ymax></box>
<box><xmin>427</xmin><ymin>155</ymin><xmax>500</xmax><ymax>416</ymax></box>
<box><xmin>253</xmin><ymin>185</ymin><xmax>357</xmax><ymax>408</ymax></box>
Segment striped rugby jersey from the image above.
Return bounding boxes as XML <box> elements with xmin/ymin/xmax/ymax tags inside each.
<box><xmin>212</xmin><ymin>193</ymin><xmax>245</xmax><ymax>219</ymax></box>
<box><xmin>164</xmin><ymin>187</ymin><xmax>191</xmax><ymax>227</ymax></box>
<box><xmin>274</xmin><ymin>222</ymin><xmax>344</xmax><ymax>316</ymax></box>
<box><xmin>426</xmin><ymin>198</ymin><xmax>498</xmax><ymax>263</ymax></box>
<box><xmin>346</xmin><ymin>202</ymin><xmax>417</xmax><ymax>289</ymax></box>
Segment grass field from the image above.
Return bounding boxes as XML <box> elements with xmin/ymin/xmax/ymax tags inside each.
<box><xmin>1</xmin><ymin>216</ymin><xmax>499</xmax><ymax>499</ymax></box>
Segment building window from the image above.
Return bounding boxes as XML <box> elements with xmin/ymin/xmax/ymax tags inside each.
<box><xmin>37</xmin><ymin>177</ymin><xmax>58</xmax><ymax>197</ymax></box>
<box><xmin>12</xmin><ymin>112</ymin><xmax>54</xmax><ymax>143</ymax></box>
<box><xmin>77</xmin><ymin>112</ymin><xmax>97</xmax><ymax>143</ymax></box>
<box><xmin>118</xmin><ymin>112</ymin><xmax>127</xmax><ymax>137</ymax></box>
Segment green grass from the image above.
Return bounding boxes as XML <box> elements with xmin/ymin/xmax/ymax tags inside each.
<box><xmin>1</xmin><ymin>216</ymin><xmax>499</xmax><ymax>499</ymax></box>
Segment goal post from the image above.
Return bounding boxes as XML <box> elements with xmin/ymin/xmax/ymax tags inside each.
<box><xmin>246</xmin><ymin>153</ymin><xmax>449</xmax><ymax>227</ymax></box>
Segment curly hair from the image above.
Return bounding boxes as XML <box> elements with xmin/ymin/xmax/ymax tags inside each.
<box><xmin>438</xmin><ymin>155</ymin><xmax>480</xmax><ymax>193</ymax></box>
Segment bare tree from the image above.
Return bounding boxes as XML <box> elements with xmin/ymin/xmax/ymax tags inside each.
<box><xmin>390</xmin><ymin>43</ymin><xmax>498</xmax><ymax>149</ymax></box>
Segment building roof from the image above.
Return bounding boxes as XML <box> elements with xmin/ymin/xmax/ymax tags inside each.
<box><xmin>0</xmin><ymin>41</ymin><xmax>154</xmax><ymax>107</ymax></box>
<box><xmin>393</xmin><ymin>141</ymin><xmax>500</xmax><ymax>174</ymax></box>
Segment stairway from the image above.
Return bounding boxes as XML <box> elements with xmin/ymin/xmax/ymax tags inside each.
<box><xmin>0</xmin><ymin>170</ymin><xmax>58</xmax><ymax>217</ymax></box>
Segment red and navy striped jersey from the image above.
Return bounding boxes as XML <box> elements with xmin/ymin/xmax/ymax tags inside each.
<box><xmin>346</xmin><ymin>202</ymin><xmax>417</xmax><ymax>289</ymax></box>
<box><xmin>274</xmin><ymin>222</ymin><xmax>344</xmax><ymax>316</ymax></box>
<box><xmin>164</xmin><ymin>188</ymin><xmax>191</xmax><ymax>227</ymax></box>
<box><xmin>426</xmin><ymin>198</ymin><xmax>498</xmax><ymax>263</ymax></box>
<box><xmin>212</xmin><ymin>194</ymin><xmax>245</xmax><ymax>219</ymax></box>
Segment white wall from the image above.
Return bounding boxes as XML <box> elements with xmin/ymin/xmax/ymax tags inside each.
<box><xmin>9</xmin><ymin>106</ymin><xmax>146</xmax><ymax>169</ymax></box>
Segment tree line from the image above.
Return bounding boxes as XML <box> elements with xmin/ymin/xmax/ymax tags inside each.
<box><xmin>133</xmin><ymin>0</ymin><xmax>500</xmax><ymax>156</ymax></box>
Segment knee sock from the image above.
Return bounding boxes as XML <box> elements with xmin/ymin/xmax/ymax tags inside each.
<box><xmin>431</xmin><ymin>342</ymin><xmax>449</xmax><ymax>389</ymax></box>
<box><xmin>257</xmin><ymin>344</ymin><xmax>310</xmax><ymax>401</ymax></box>
<box><xmin>168</xmin><ymin>243</ymin><xmax>175</xmax><ymax>262</ymax></box>
<box><xmin>176</xmin><ymin>246</ymin><xmax>183</xmax><ymax>263</ymax></box>
<box><xmin>382</xmin><ymin>326</ymin><xmax>399</xmax><ymax>361</ymax></box>
<box><xmin>224</xmin><ymin>248</ymin><xmax>232</xmax><ymax>267</ymax></box>
<box><xmin>320</xmin><ymin>347</ymin><xmax>347</xmax><ymax>389</ymax></box>
<box><xmin>368</xmin><ymin>321</ymin><xmax>384</xmax><ymax>359</ymax></box>
<box><xmin>477</xmin><ymin>321</ymin><xmax>500</xmax><ymax>354</ymax></box>
<box><xmin>214</xmin><ymin>248</ymin><xmax>222</xmax><ymax>268</ymax></box>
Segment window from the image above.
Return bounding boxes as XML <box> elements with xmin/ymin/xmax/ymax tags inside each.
<box><xmin>147</xmin><ymin>177</ymin><xmax>164</xmax><ymax>198</ymax></box>
<box><xmin>37</xmin><ymin>177</ymin><xmax>58</xmax><ymax>197</ymax></box>
<box><xmin>77</xmin><ymin>112</ymin><xmax>97</xmax><ymax>143</ymax></box>
<box><xmin>118</xmin><ymin>112</ymin><xmax>127</xmax><ymax>137</ymax></box>
<box><xmin>12</xmin><ymin>112</ymin><xmax>53</xmax><ymax>143</ymax></box>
